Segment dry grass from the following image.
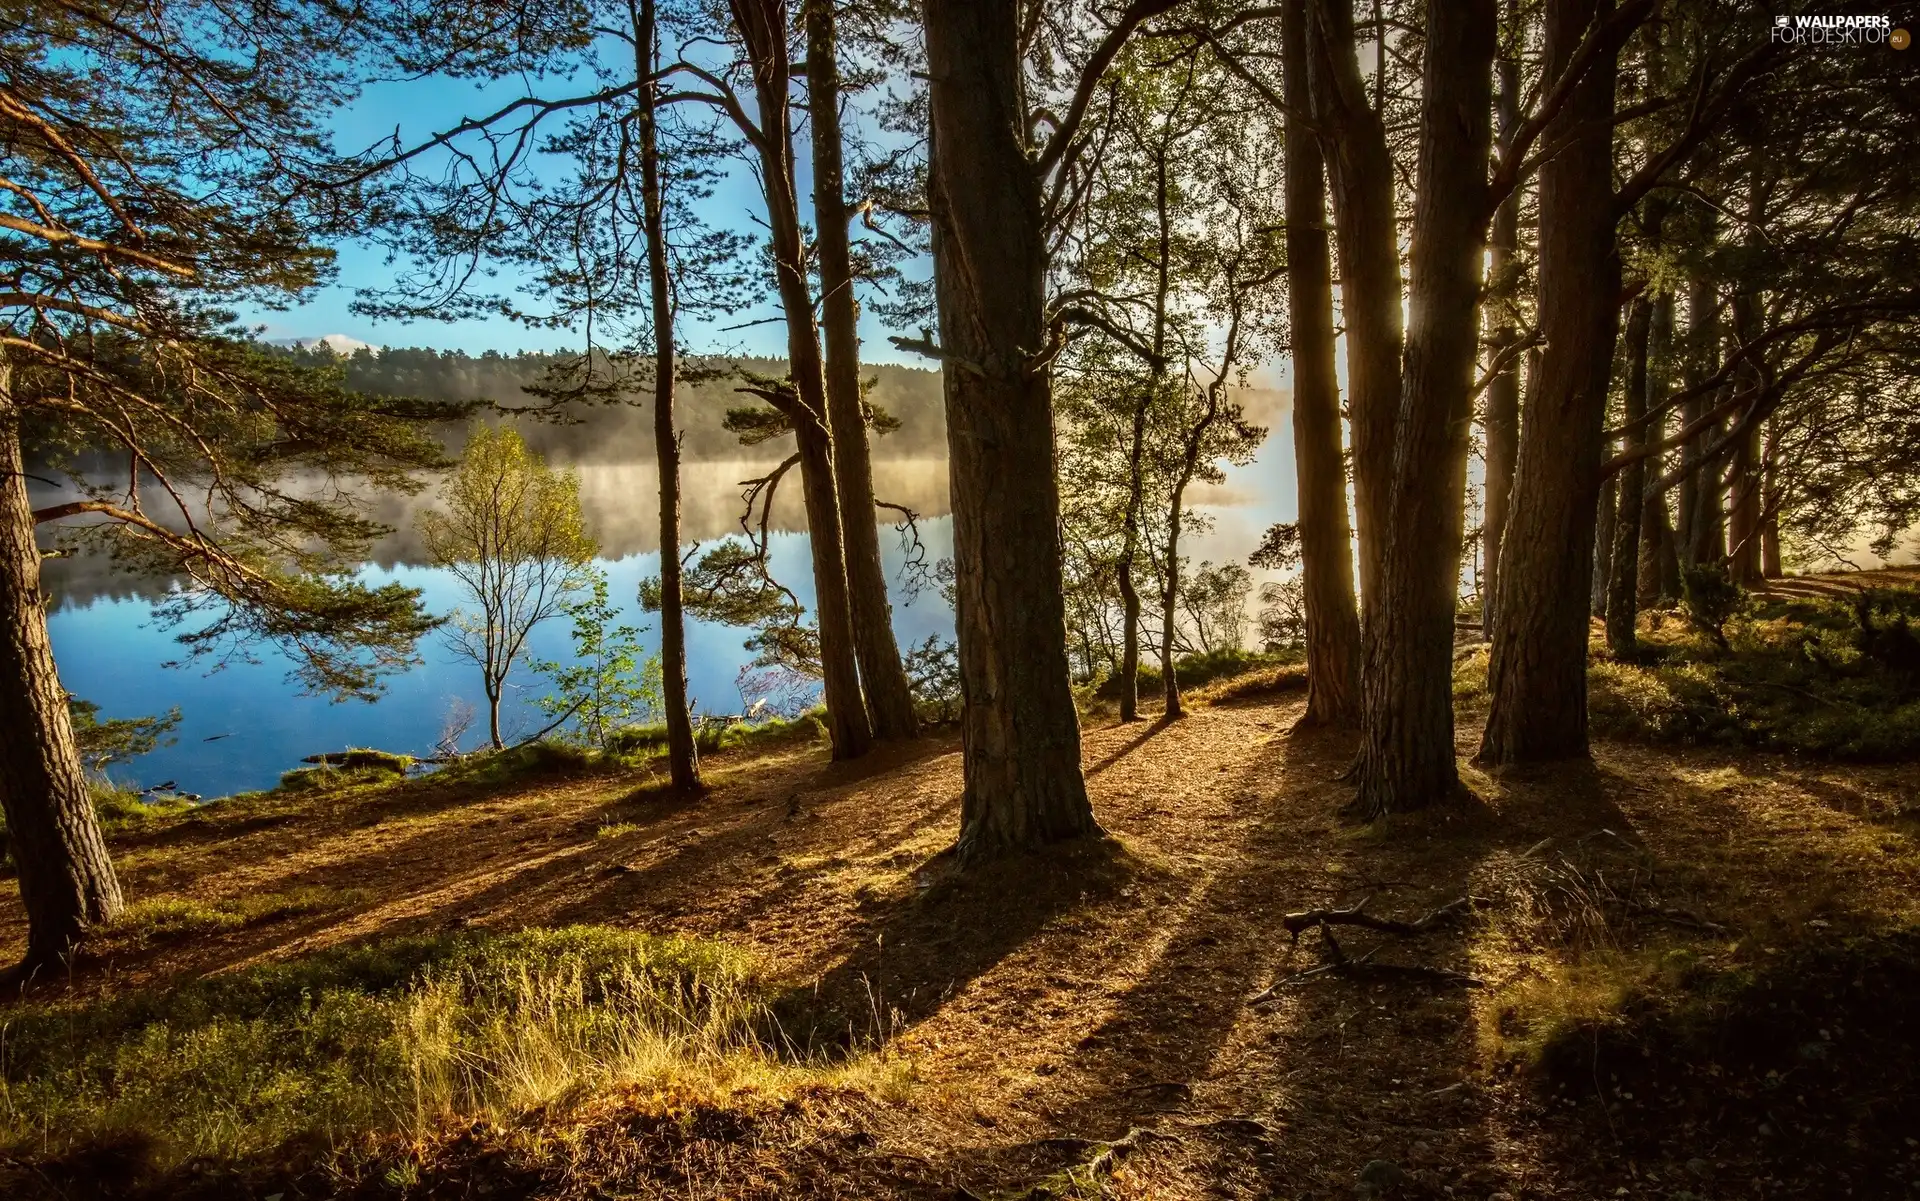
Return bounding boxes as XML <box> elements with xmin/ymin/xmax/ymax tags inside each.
<box><xmin>0</xmin><ymin>926</ymin><xmax>906</xmax><ymax>1179</ymax></box>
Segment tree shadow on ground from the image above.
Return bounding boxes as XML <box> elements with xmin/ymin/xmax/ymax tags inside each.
<box><xmin>925</xmin><ymin>715</ymin><xmax>1654</xmax><ymax>1199</ymax></box>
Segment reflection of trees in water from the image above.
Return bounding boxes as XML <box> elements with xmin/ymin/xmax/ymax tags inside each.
<box><xmin>32</xmin><ymin>373</ymin><xmax>1287</xmax><ymax>611</ymax></box>
<box><xmin>39</xmin><ymin>456</ymin><xmax>954</xmax><ymax>608</ymax></box>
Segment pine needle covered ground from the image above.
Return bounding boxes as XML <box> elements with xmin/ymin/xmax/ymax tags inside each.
<box><xmin>3</xmin><ymin>582</ymin><xmax>1919</xmax><ymax>1199</ymax></box>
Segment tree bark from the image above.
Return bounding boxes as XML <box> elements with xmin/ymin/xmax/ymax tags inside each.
<box><xmin>1727</xmin><ymin>288</ymin><xmax>1763</xmax><ymax>587</ymax></box>
<box><xmin>1606</xmin><ymin>294</ymin><xmax>1653</xmax><ymax>655</ymax></box>
<box><xmin>1760</xmin><ymin>418</ymin><xmax>1782</xmax><ymax>578</ymax></box>
<box><xmin>1283</xmin><ymin>0</ymin><xmax>1360</xmax><ymax>728</ymax></box>
<box><xmin>1</xmin><ymin>374</ymin><xmax>125</xmax><ymax>970</ymax></box>
<box><xmin>1592</xmin><ymin>472</ymin><xmax>1617</xmax><ymax>619</ymax></box>
<box><xmin>638</xmin><ymin>0</ymin><xmax>701</xmax><ymax>789</ymax></box>
<box><xmin>1679</xmin><ymin>215</ymin><xmax>1724</xmax><ymax>568</ymax></box>
<box><xmin>1480</xmin><ymin>0</ymin><xmax>1624</xmax><ymax>765</ymax></box>
<box><xmin>1161</xmin><ymin>478</ymin><xmax>1187</xmax><ymax>720</ymax></box>
<box><xmin>1638</xmin><ymin>290</ymin><xmax>1679</xmax><ymax>604</ymax></box>
<box><xmin>731</xmin><ymin>0</ymin><xmax>871</xmax><ymax>759</ymax></box>
<box><xmin>1116</xmin><ymin>394</ymin><xmax>1147</xmax><ymax>722</ymax></box>
<box><xmin>924</xmin><ymin>0</ymin><xmax>1098</xmax><ymax>858</ymax></box>
<box><xmin>1306</xmin><ymin>0</ymin><xmax>1401</xmax><ymax>614</ymax></box>
<box><xmin>806</xmin><ymin>0</ymin><xmax>917</xmax><ymax>741</ymax></box>
<box><xmin>1481</xmin><ymin>49</ymin><xmax>1523</xmax><ymax>639</ymax></box>
<box><xmin>1349</xmin><ymin>0</ymin><xmax>1496</xmax><ymax>818</ymax></box>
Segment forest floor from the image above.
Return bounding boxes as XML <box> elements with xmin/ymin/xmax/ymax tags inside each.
<box><xmin>4</xmin><ymin>633</ymin><xmax>1920</xmax><ymax>1198</ymax></box>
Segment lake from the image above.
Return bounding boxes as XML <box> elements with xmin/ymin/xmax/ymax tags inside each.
<box><xmin>44</xmin><ymin>394</ymin><xmax>1297</xmax><ymax>799</ymax></box>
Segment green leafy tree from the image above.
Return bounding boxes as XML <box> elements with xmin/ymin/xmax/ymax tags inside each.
<box><xmin>533</xmin><ymin>569</ymin><xmax>663</xmax><ymax>751</ymax></box>
<box><xmin>419</xmin><ymin>426</ymin><xmax>597</xmax><ymax>749</ymax></box>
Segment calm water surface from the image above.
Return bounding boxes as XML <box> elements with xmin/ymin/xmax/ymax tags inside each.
<box><xmin>48</xmin><ymin>409</ymin><xmax>1297</xmax><ymax>798</ymax></box>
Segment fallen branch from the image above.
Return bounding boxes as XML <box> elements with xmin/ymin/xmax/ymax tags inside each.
<box><xmin>1251</xmin><ymin>908</ymin><xmax>1485</xmax><ymax>1001</ymax></box>
<box><xmin>1281</xmin><ymin>895</ymin><xmax>1475</xmax><ymax>939</ymax></box>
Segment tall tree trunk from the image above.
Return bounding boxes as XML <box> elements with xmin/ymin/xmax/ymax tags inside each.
<box><xmin>806</xmin><ymin>0</ymin><xmax>917</xmax><ymax>741</ymax></box>
<box><xmin>1726</xmin><ymin>286</ymin><xmax>1763</xmax><ymax>587</ymax></box>
<box><xmin>1760</xmin><ymin>418</ymin><xmax>1782</xmax><ymax>578</ymax></box>
<box><xmin>731</xmin><ymin>0</ymin><xmax>871</xmax><ymax>759</ymax></box>
<box><xmin>1680</xmin><ymin>217</ymin><xmax>1724</xmax><ymax>568</ymax></box>
<box><xmin>1607</xmin><ymin>294</ymin><xmax>1654</xmax><ymax>655</ymax></box>
<box><xmin>924</xmin><ymin>0</ymin><xmax>1098</xmax><ymax>858</ymax></box>
<box><xmin>487</xmin><ymin>681</ymin><xmax>504</xmax><ymax>750</ymax></box>
<box><xmin>1283</xmin><ymin>0</ymin><xmax>1360</xmax><ymax>727</ymax></box>
<box><xmin>1481</xmin><ymin>49</ymin><xmax>1523</xmax><ymax>639</ymax></box>
<box><xmin>1728</xmin><ymin>422</ymin><xmax>1762</xmax><ymax>586</ymax></box>
<box><xmin>0</xmin><ymin>377</ymin><xmax>125</xmax><ymax>970</ymax></box>
<box><xmin>1161</xmin><ymin>479</ymin><xmax>1187</xmax><ymax>720</ymax></box>
<box><xmin>1592</xmin><ymin>473</ymin><xmax>1617</xmax><ymax>618</ymax></box>
<box><xmin>1349</xmin><ymin>0</ymin><xmax>1496</xmax><ymax>818</ymax></box>
<box><xmin>1116</xmin><ymin>397</ymin><xmax>1147</xmax><ymax>722</ymax></box>
<box><xmin>637</xmin><ymin>0</ymin><xmax>701</xmax><ymax>789</ymax></box>
<box><xmin>1306</xmin><ymin>0</ymin><xmax>1401</xmax><ymax>614</ymax></box>
<box><xmin>1638</xmin><ymin>289</ymin><xmax>1678</xmax><ymax>603</ymax></box>
<box><xmin>1480</xmin><ymin>0</ymin><xmax>1624</xmax><ymax>765</ymax></box>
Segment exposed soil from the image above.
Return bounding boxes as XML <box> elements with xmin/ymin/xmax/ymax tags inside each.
<box><xmin>5</xmin><ymin>674</ymin><xmax>1919</xmax><ymax>1199</ymax></box>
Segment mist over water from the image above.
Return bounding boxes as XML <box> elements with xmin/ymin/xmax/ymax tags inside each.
<box><xmin>45</xmin><ymin>389</ymin><xmax>1296</xmax><ymax>799</ymax></box>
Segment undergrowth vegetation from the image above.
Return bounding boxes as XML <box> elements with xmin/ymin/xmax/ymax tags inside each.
<box><xmin>1590</xmin><ymin>586</ymin><xmax>1920</xmax><ymax>758</ymax></box>
<box><xmin>1086</xmin><ymin>647</ymin><xmax>1301</xmax><ymax>706</ymax></box>
<box><xmin>1453</xmin><ymin>585</ymin><xmax>1920</xmax><ymax>759</ymax></box>
<box><xmin>0</xmin><ymin>927</ymin><xmax>901</xmax><ymax>1173</ymax></box>
<box><xmin>95</xmin><ymin>888</ymin><xmax>371</xmax><ymax>950</ymax></box>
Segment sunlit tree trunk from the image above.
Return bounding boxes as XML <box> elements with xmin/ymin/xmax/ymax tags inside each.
<box><xmin>1481</xmin><ymin>49</ymin><xmax>1523</xmax><ymax>639</ymax></box>
<box><xmin>637</xmin><ymin>0</ymin><xmax>701</xmax><ymax>789</ymax></box>
<box><xmin>732</xmin><ymin>0</ymin><xmax>871</xmax><ymax>759</ymax></box>
<box><xmin>1161</xmin><ymin>474</ymin><xmax>1190</xmax><ymax>720</ymax></box>
<box><xmin>1349</xmin><ymin>0</ymin><xmax>1496</xmax><ymax>817</ymax></box>
<box><xmin>1283</xmin><ymin>0</ymin><xmax>1360</xmax><ymax>727</ymax></box>
<box><xmin>1680</xmin><ymin>214</ymin><xmax>1725</xmax><ymax>568</ymax></box>
<box><xmin>1727</xmin><ymin>288</ymin><xmax>1764</xmax><ymax>587</ymax></box>
<box><xmin>1481</xmin><ymin>0</ymin><xmax>1625</xmax><ymax>765</ymax></box>
<box><xmin>806</xmin><ymin>0</ymin><xmax>917</xmax><ymax>741</ymax></box>
<box><xmin>1592</xmin><ymin>473</ymin><xmax>1617</xmax><ymax>619</ymax></box>
<box><xmin>0</xmin><ymin>370</ymin><xmax>124</xmax><ymax>970</ymax></box>
<box><xmin>1607</xmin><ymin>294</ymin><xmax>1654</xmax><ymax>654</ymax></box>
<box><xmin>1760</xmin><ymin>418</ymin><xmax>1783</xmax><ymax>579</ymax></box>
<box><xmin>1639</xmin><ymin>291</ymin><xmax>1680</xmax><ymax>603</ymax></box>
<box><xmin>1306</xmin><ymin>0</ymin><xmax>1401</xmax><ymax>613</ymax></box>
<box><xmin>1116</xmin><ymin>397</ymin><xmax>1148</xmax><ymax>722</ymax></box>
<box><xmin>924</xmin><ymin>0</ymin><xmax>1098</xmax><ymax>858</ymax></box>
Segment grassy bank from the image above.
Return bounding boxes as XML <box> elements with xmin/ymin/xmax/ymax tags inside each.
<box><xmin>0</xmin><ymin>926</ymin><xmax>902</xmax><ymax>1178</ymax></box>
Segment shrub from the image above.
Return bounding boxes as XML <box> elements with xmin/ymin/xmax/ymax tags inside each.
<box><xmin>1680</xmin><ymin>562</ymin><xmax>1742</xmax><ymax>648</ymax></box>
<box><xmin>1092</xmin><ymin>647</ymin><xmax>1294</xmax><ymax>702</ymax></box>
<box><xmin>1587</xmin><ymin>585</ymin><xmax>1920</xmax><ymax>759</ymax></box>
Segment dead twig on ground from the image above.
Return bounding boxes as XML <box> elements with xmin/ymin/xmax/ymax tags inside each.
<box><xmin>1281</xmin><ymin>894</ymin><xmax>1475</xmax><ymax>939</ymax></box>
<box><xmin>1250</xmin><ymin>905</ymin><xmax>1486</xmax><ymax>1001</ymax></box>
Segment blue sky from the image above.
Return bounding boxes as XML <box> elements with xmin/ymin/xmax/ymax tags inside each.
<box><xmin>245</xmin><ymin>62</ymin><xmax>928</xmax><ymax>364</ymax></box>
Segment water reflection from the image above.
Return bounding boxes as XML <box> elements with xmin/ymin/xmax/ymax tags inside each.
<box><xmin>44</xmin><ymin>386</ymin><xmax>1296</xmax><ymax>799</ymax></box>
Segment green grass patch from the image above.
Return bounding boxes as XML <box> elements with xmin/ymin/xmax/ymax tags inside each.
<box><xmin>0</xmin><ymin>927</ymin><xmax>882</xmax><ymax>1172</ymax></box>
<box><xmin>101</xmin><ymin>887</ymin><xmax>371</xmax><ymax>948</ymax></box>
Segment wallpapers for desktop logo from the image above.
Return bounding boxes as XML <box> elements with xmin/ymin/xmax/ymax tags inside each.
<box><xmin>1770</xmin><ymin>12</ymin><xmax>1909</xmax><ymax>48</ymax></box>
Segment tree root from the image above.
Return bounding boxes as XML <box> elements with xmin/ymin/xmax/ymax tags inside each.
<box><xmin>1012</xmin><ymin>1127</ymin><xmax>1185</xmax><ymax>1199</ymax></box>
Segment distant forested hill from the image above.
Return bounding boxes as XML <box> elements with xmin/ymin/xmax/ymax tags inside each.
<box><xmin>281</xmin><ymin>346</ymin><xmax>948</xmax><ymax>463</ymax></box>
